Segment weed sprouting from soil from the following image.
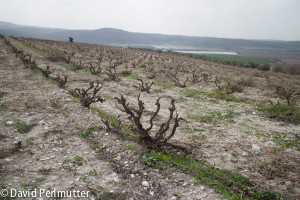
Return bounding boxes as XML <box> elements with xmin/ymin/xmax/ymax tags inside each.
<box><xmin>142</xmin><ymin>151</ymin><xmax>289</xmax><ymax>200</ymax></box>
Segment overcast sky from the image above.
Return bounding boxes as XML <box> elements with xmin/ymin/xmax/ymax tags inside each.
<box><xmin>1</xmin><ymin>0</ymin><xmax>300</xmax><ymax>40</ymax></box>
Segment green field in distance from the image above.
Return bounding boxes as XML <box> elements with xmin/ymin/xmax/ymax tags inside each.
<box><xmin>202</xmin><ymin>54</ymin><xmax>277</xmax><ymax>65</ymax></box>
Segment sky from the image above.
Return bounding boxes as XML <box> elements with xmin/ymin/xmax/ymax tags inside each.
<box><xmin>1</xmin><ymin>0</ymin><xmax>300</xmax><ymax>41</ymax></box>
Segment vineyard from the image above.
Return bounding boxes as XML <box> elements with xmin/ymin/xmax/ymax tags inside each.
<box><xmin>0</xmin><ymin>36</ymin><xmax>300</xmax><ymax>199</ymax></box>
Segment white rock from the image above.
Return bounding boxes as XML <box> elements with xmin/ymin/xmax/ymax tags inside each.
<box><xmin>7</xmin><ymin>121</ymin><xmax>14</xmax><ymax>125</ymax></box>
<box><xmin>285</xmin><ymin>181</ymin><xmax>292</xmax><ymax>186</ymax></box>
<box><xmin>44</xmin><ymin>126</ymin><xmax>49</xmax><ymax>130</ymax></box>
<box><xmin>5</xmin><ymin>158</ymin><xmax>12</xmax><ymax>162</ymax></box>
<box><xmin>105</xmin><ymin>173</ymin><xmax>119</xmax><ymax>182</ymax></box>
<box><xmin>252</xmin><ymin>144</ymin><xmax>260</xmax><ymax>155</ymax></box>
<box><xmin>150</xmin><ymin>191</ymin><xmax>154</xmax><ymax>196</ymax></box>
<box><xmin>171</xmin><ymin>196</ymin><xmax>177</xmax><ymax>200</ymax></box>
<box><xmin>142</xmin><ymin>181</ymin><xmax>150</xmax><ymax>187</ymax></box>
<box><xmin>39</xmin><ymin>120</ymin><xmax>46</xmax><ymax>125</ymax></box>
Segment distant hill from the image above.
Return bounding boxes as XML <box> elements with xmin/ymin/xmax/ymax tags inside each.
<box><xmin>1</xmin><ymin>21</ymin><xmax>300</xmax><ymax>55</ymax></box>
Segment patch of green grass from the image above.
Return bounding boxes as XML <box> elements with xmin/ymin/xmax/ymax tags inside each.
<box><xmin>180</xmin><ymin>126</ymin><xmax>204</xmax><ymax>135</ymax></box>
<box><xmin>172</xmin><ymin>192</ymin><xmax>182</xmax><ymax>197</ymax></box>
<box><xmin>142</xmin><ymin>151</ymin><xmax>288</xmax><ymax>200</ymax></box>
<box><xmin>203</xmin><ymin>54</ymin><xmax>277</xmax><ymax>65</ymax></box>
<box><xmin>0</xmin><ymin>91</ymin><xmax>7</xmax><ymax>101</ymax></box>
<box><xmin>239</xmin><ymin>123</ymin><xmax>300</xmax><ymax>152</ymax></box>
<box><xmin>153</xmin><ymin>88</ymin><xmax>163</xmax><ymax>93</ymax></box>
<box><xmin>138</xmin><ymin>64</ymin><xmax>147</xmax><ymax>68</ymax></box>
<box><xmin>153</xmin><ymin>79</ymin><xmax>174</xmax><ymax>89</ymax></box>
<box><xmin>35</xmin><ymin>177</ymin><xmax>46</xmax><ymax>182</ymax></box>
<box><xmin>187</xmin><ymin>110</ymin><xmax>235</xmax><ymax>124</ymax></box>
<box><xmin>273</xmin><ymin>133</ymin><xmax>300</xmax><ymax>152</ymax></box>
<box><xmin>199</xmin><ymin>90</ymin><xmax>246</xmax><ymax>103</ymax></box>
<box><xmin>25</xmin><ymin>137</ymin><xmax>34</xmax><ymax>143</ymax></box>
<box><xmin>180</xmin><ymin>88</ymin><xmax>202</xmax><ymax>98</ymax></box>
<box><xmin>32</xmin><ymin>68</ymin><xmax>43</xmax><ymax>76</ymax></box>
<box><xmin>257</xmin><ymin>103</ymin><xmax>300</xmax><ymax>124</ymax></box>
<box><xmin>2</xmin><ymin>120</ymin><xmax>35</xmax><ymax>134</ymax></box>
<box><xmin>119</xmin><ymin>83</ymin><xmax>129</xmax><ymax>87</ymax></box>
<box><xmin>90</xmin><ymin>144</ymin><xmax>102</xmax><ymax>150</ymax></box>
<box><xmin>73</xmin><ymin>156</ymin><xmax>83</xmax><ymax>162</ymax></box>
<box><xmin>90</xmin><ymin>169</ymin><xmax>100</xmax><ymax>177</ymax></box>
<box><xmin>50</xmin><ymin>99</ymin><xmax>61</xmax><ymax>109</ymax></box>
<box><xmin>127</xmin><ymin>144</ymin><xmax>137</xmax><ymax>150</ymax></box>
<box><xmin>231</xmin><ymin>153</ymin><xmax>238</xmax><ymax>158</ymax></box>
<box><xmin>263</xmin><ymin>104</ymin><xmax>289</xmax><ymax>113</ymax></box>
<box><xmin>21</xmin><ymin>183</ymin><xmax>38</xmax><ymax>191</ymax></box>
<box><xmin>63</xmin><ymin>165</ymin><xmax>73</xmax><ymax>172</ymax></box>
<box><xmin>78</xmin><ymin>129</ymin><xmax>94</xmax><ymax>138</ymax></box>
<box><xmin>127</xmin><ymin>73</ymin><xmax>141</xmax><ymax>80</ymax></box>
<box><xmin>79</xmin><ymin>176</ymin><xmax>87</xmax><ymax>182</ymax></box>
<box><xmin>61</xmin><ymin>109</ymin><xmax>71</xmax><ymax>118</ymax></box>
<box><xmin>0</xmin><ymin>104</ymin><xmax>6</xmax><ymax>112</ymax></box>
<box><xmin>90</xmin><ymin>72</ymin><xmax>107</xmax><ymax>81</ymax></box>
<box><xmin>46</xmin><ymin>77</ymin><xmax>59</xmax><ymax>87</ymax></box>
<box><xmin>30</xmin><ymin>117</ymin><xmax>39</xmax><ymax>122</ymax></box>
<box><xmin>38</xmin><ymin>167</ymin><xmax>52</xmax><ymax>175</ymax></box>
<box><xmin>160</xmin><ymin>82</ymin><xmax>173</xmax><ymax>89</ymax></box>
<box><xmin>24</xmin><ymin>74</ymin><xmax>32</xmax><ymax>80</ymax></box>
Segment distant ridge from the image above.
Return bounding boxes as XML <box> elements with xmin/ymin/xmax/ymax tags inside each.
<box><xmin>1</xmin><ymin>21</ymin><xmax>300</xmax><ymax>55</ymax></box>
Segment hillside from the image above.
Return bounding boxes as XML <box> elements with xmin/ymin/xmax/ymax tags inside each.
<box><xmin>1</xmin><ymin>21</ymin><xmax>300</xmax><ymax>55</ymax></box>
<box><xmin>0</xmin><ymin>36</ymin><xmax>299</xmax><ymax>199</ymax></box>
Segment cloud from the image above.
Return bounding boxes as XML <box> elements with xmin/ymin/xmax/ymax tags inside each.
<box><xmin>202</xmin><ymin>0</ymin><xmax>295</xmax><ymax>11</ymax></box>
<box><xmin>0</xmin><ymin>0</ymin><xmax>299</xmax><ymax>40</ymax></box>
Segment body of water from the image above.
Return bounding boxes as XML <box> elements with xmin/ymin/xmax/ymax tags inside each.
<box><xmin>175</xmin><ymin>50</ymin><xmax>238</xmax><ymax>55</ymax></box>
